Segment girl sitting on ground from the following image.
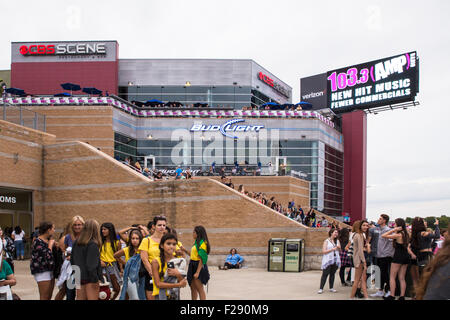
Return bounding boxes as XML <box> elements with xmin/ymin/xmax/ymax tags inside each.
<box><xmin>220</xmin><ymin>248</ymin><xmax>244</xmax><ymax>270</ymax></box>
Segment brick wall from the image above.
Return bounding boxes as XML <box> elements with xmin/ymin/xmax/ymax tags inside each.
<box><xmin>1</xmin><ymin>119</ymin><xmax>328</xmax><ymax>270</ymax></box>
<box><xmin>0</xmin><ymin>120</ymin><xmax>56</xmax><ymax>238</ymax></box>
<box><xmin>25</xmin><ymin>105</ymin><xmax>114</xmax><ymax>157</ymax></box>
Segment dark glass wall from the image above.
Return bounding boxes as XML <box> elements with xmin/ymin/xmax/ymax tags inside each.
<box><xmin>119</xmin><ymin>85</ymin><xmax>275</xmax><ymax>109</ymax></box>
<box><xmin>323</xmin><ymin>145</ymin><xmax>344</xmax><ymax>216</ymax></box>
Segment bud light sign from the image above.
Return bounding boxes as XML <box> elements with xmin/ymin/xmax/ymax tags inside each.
<box><xmin>326</xmin><ymin>51</ymin><xmax>419</xmax><ymax>113</ymax></box>
<box><xmin>190</xmin><ymin>119</ymin><xmax>264</xmax><ymax>139</ymax></box>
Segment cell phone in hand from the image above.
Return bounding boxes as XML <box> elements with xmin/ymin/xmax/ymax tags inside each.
<box><xmin>167</xmin><ymin>261</ymin><xmax>175</xmax><ymax>269</ymax></box>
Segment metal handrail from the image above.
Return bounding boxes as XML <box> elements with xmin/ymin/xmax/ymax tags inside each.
<box><xmin>1</xmin><ymin>100</ymin><xmax>46</xmax><ymax>132</ymax></box>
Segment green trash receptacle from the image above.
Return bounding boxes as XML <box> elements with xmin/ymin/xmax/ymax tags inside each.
<box><xmin>284</xmin><ymin>239</ymin><xmax>305</xmax><ymax>272</ymax></box>
<box><xmin>268</xmin><ymin>238</ymin><xmax>286</xmax><ymax>272</ymax></box>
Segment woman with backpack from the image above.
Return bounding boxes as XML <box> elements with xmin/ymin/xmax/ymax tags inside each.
<box><xmin>139</xmin><ymin>215</ymin><xmax>167</xmax><ymax>300</ymax></box>
<box><xmin>114</xmin><ymin>228</ymin><xmax>143</xmax><ymax>300</ymax></box>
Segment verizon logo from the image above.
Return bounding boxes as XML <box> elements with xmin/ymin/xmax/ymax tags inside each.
<box><xmin>302</xmin><ymin>91</ymin><xmax>324</xmax><ymax>99</ymax></box>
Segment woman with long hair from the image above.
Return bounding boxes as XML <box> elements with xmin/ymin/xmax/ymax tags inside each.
<box><xmin>350</xmin><ymin>220</ymin><xmax>369</xmax><ymax>299</ymax></box>
<box><xmin>187</xmin><ymin>225</ymin><xmax>210</xmax><ymax>300</ymax></box>
<box><xmin>100</xmin><ymin>222</ymin><xmax>122</xmax><ymax>300</ymax></box>
<box><xmin>318</xmin><ymin>228</ymin><xmax>341</xmax><ymax>294</ymax></box>
<box><xmin>61</xmin><ymin>216</ymin><xmax>85</xmax><ymax>252</ymax></box>
<box><xmin>409</xmin><ymin>217</ymin><xmax>440</xmax><ymax>297</ymax></box>
<box><xmin>11</xmin><ymin>226</ymin><xmax>25</xmax><ymax>260</ymax></box>
<box><xmin>381</xmin><ymin>218</ymin><xmax>413</xmax><ymax>300</ymax></box>
<box><xmin>30</xmin><ymin>221</ymin><xmax>56</xmax><ymax>300</ymax></box>
<box><xmin>0</xmin><ymin>227</ymin><xmax>15</xmax><ymax>273</ymax></box>
<box><xmin>139</xmin><ymin>215</ymin><xmax>167</xmax><ymax>300</ymax></box>
<box><xmin>0</xmin><ymin>236</ymin><xmax>17</xmax><ymax>300</ymax></box>
<box><xmin>151</xmin><ymin>233</ymin><xmax>187</xmax><ymax>300</ymax></box>
<box><xmin>114</xmin><ymin>228</ymin><xmax>143</xmax><ymax>300</ymax></box>
<box><xmin>71</xmin><ymin>219</ymin><xmax>102</xmax><ymax>300</ymax></box>
<box><xmin>57</xmin><ymin>216</ymin><xmax>85</xmax><ymax>300</ymax></box>
<box><xmin>338</xmin><ymin>228</ymin><xmax>352</xmax><ymax>287</ymax></box>
<box><xmin>416</xmin><ymin>226</ymin><xmax>450</xmax><ymax>300</ymax></box>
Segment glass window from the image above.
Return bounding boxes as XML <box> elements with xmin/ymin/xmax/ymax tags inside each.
<box><xmin>115</xmin><ymin>132</ymin><xmax>137</xmax><ymax>147</ymax></box>
<box><xmin>212</xmin><ymin>87</ymin><xmax>234</xmax><ymax>94</ymax></box>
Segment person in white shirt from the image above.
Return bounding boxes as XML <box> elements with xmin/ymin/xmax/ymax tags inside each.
<box><xmin>318</xmin><ymin>228</ymin><xmax>341</xmax><ymax>294</ymax></box>
<box><xmin>11</xmin><ymin>226</ymin><xmax>26</xmax><ymax>260</ymax></box>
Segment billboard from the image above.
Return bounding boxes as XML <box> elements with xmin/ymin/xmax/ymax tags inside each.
<box><xmin>12</xmin><ymin>41</ymin><xmax>118</xmax><ymax>63</ymax></box>
<box><xmin>300</xmin><ymin>73</ymin><xmax>327</xmax><ymax>110</ymax></box>
<box><xmin>327</xmin><ymin>51</ymin><xmax>419</xmax><ymax>113</ymax></box>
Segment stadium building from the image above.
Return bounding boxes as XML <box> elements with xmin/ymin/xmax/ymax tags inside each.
<box><xmin>0</xmin><ymin>40</ymin><xmax>386</xmax><ymax>267</ymax></box>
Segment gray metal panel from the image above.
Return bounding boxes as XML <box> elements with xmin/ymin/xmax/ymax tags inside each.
<box><xmin>12</xmin><ymin>41</ymin><xmax>118</xmax><ymax>63</ymax></box>
<box><xmin>119</xmin><ymin>59</ymin><xmax>252</xmax><ymax>86</ymax></box>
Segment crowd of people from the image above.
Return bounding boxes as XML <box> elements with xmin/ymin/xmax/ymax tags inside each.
<box><xmin>131</xmin><ymin>101</ymin><xmax>306</xmax><ymax>111</ymax></box>
<box><xmin>221</xmin><ymin>177</ymin><xmax>340</xmax><ymax>229</ymax></box>
<box><xmin>0</xmin><ymin>216</ymin><xmax>211</xmax><ymax>300</ymax></box>
<box><xmin>318</xmin><ymin>214</ymin><xmax>449</xmax><ymax>300</ymax></box>
<box><xmin>121</xmin><ymin>158</ymin><xmax>194</xmax><ymax>181</ymax></box>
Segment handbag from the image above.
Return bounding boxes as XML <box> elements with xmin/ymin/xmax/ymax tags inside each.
<box><xmin>138</xmin><ymin>256</ymin><xmax>147</xmax><ymax>278</ymax></box>
<box><xmin>138</xmin><ymin>236</ymin><xmax>151</xmax><ymax>278</ymax></box>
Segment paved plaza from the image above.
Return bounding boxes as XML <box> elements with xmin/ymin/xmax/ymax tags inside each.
<box><xmin>10</xmin><ymin>260</ymin><xmax>384</xmax><ymax>300</ymax></box>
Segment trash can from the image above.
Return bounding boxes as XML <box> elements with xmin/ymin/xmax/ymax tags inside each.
<box><xmin>284</xmin><ymin>239</ymin><xmax>305</xmax><ymax>272</ymax></box>
<box><xmin>268</xmin><ymin>238</ymin><xmax>286</xmax><ymax>272</ymax></box>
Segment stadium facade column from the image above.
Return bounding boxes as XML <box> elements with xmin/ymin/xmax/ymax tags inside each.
<box><xmin>342</xmin><ymin>110</ymin><xmax>367</xmax><ymax>223</ymax></box>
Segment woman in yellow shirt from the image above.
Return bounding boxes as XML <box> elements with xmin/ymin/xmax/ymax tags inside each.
<box><xmin>187</xmin><ymin>225</ymin><xmax>210</xmax><ymax>300</ymax></box>
<box><xmin>100</xmin><ymin>222</ymin><xmax>122</xmax><ymax>300</ymax></box>
<box><xmin>151</xmin><ymin>233</ymin><xmax>187</xmax><ymax>300</ymax></box>
<box><xmin>139</xmin><ymin>215</ymin><xmax>167</xmax><ymax>300</ymax></box>
<box><xmin>114</xmin><ymin>228</ymin><xmax>143</xmax><ymax>300</ymax></box>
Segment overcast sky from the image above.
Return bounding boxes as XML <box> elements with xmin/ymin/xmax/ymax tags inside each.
<box><xmin>1</xmin><ymin>0</ymin><xmax>449</xmax><ymax>222</ymax></box>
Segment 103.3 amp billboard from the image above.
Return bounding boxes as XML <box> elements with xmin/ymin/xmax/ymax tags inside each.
<box><xmin>300</xmin><ymin>51</ymin><xmax>419</xmax><ymax>113</ymax></box>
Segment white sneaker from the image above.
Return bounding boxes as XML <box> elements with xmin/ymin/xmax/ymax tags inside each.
<box><xmin>330</xmin><ymin>289</ymin><xmax>337</xmax><ymax>293</ymax></box>
<box><xmin>317</xmin><ymin>289</ymin><xmax>323</xmax><ymax>294</ymax></box>
<box><xmin>370</xmin><ymin>290</ymin><xmax>385</xmax><ymax>297</ymax></box>
<box><xmin>384</xmin><ymin>291</ymin><xmax>391</xmax><ymax>298</ymax></box>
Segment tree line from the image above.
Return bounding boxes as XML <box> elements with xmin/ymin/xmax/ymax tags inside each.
<box><xmin>405</xmin><ymin>215</ymin><xmax>448</xmax><ymax>229</ymax></box>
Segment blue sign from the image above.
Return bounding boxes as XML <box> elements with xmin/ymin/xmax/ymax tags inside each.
<box><xmin>190</xmin><ymin>119</ymin><xmax>265</xmax><ymax>139</ymax></box>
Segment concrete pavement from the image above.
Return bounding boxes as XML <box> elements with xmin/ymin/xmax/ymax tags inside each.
<box><xmin>10</xmin><ymin>260</ymin><xmax>382</xmax><ymax>300</ymax></box>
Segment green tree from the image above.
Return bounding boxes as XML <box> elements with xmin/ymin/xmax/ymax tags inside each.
<box><xmin>438</xmin><ymin>215</ymin><xmax>448</xmax><ymax>229</ymax></box>
<box><xmin>404</xmin><ymin>215</ymin><xmax>448</xmax><ymax>230</ymax></box>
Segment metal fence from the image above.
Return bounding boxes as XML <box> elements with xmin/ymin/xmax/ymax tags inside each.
<box><xmin>1</xmin><ymin>102</ymin><xmax>46</xmax><ymax>132</ymax></box>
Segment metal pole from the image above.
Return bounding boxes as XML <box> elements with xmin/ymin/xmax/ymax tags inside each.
<box><xmin>20</xmin><ymin>105</ymin><xmax>23</xmax><ymax>126</ymax></box>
